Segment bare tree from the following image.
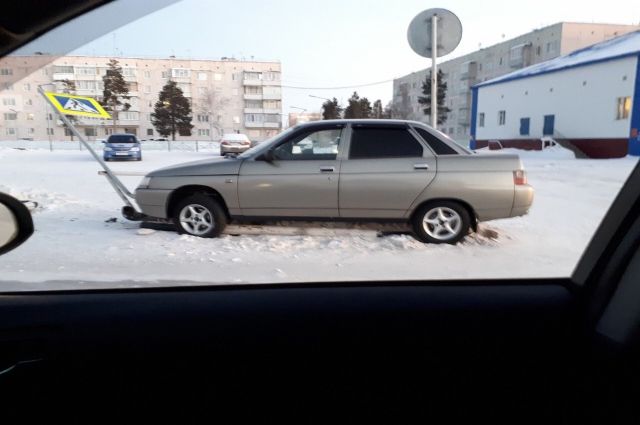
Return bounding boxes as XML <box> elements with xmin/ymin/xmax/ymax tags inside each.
<box><xmin>196</xmin><ymin>88</ymin><xmax>230</xmax><ymax>140</ymax></box>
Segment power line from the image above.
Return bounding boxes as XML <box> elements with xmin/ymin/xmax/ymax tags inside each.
<box><xmin>280</xmin><ymin>77</ymin><xmax>396</xmax><ymax>90</ymax></box>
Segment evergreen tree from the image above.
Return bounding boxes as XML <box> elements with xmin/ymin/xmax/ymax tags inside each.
<box><xmin>372</xmin><ymin>99</ymin><xmax>384</xmax><ymax>119</ymax></box>
<box><xmin>321</xmin><ymin>97</ymin><xmax>343</xmax><ymax>120</ymax></box>
<box><xmin>101</xmin><ymin>59</ymin><xmax>131</xmax><ymax>132</ymax></box>
<box><xmin>60</xmin><ymin>79</ymin><xmax>79</xmax><ymax>140</ymax></box>
<box><xmin>418</xmin><ymin>69</ymin><xmax>451</xmax><ymax>125</ymax></box>
<box><xmin>152</xmin><ymin>80</ymin><xmax>193</xmax><ymax>141</ymax></box>
<box><xmin>359</xmin><ymin>96</ymin><xmax>372</xmax><ymax>119</ymax></box>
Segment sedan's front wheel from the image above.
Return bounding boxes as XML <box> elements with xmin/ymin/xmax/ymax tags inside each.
<box><xmin>412</xmin><ymin>201</ymin><xmax>471</xmax><ymax>244</ymax></box>
<box><xmin>173</xmin><ymin>194</ymin><xmax>227</xmax><ymax>238</ymax></box>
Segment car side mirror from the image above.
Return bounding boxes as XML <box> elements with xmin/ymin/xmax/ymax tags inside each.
<box><xmin>0</xmin><ymin>192</ymin><xmax>34</xmax><ymax>256</ymax></box>
<box><xmin>260</xmin><ymin>148</ymin><xmax>275</xmax><ymax>163</ymax></box>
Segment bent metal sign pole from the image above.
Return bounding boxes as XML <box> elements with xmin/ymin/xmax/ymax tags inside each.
<box><xmin>38</xmin><ymin>86</ymin><xmax>136</xmax><ymax>209</ymax></box>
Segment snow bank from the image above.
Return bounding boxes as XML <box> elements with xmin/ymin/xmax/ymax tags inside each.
<box><xmin>0</xmin><ymin>149</ymin><xmax>637</xmax><ymax>288</ymax></box>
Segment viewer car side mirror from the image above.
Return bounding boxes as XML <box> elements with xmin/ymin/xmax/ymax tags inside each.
<box><xmin>0</xmin><ymin>192</ymin><xmax>34</xmax><ymax>256</ymax></box>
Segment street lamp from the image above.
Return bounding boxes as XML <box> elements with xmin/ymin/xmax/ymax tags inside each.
<box><xmin>309</xmin><ymin>95</ymin><xmax>331</xmax><ymax>102</ymax></box>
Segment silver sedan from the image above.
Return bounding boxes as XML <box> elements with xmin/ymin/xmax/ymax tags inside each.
<box><xmin>134</xmin><ymin>120</ymin><xmax>533</xmax><ymax>244</ymax></box>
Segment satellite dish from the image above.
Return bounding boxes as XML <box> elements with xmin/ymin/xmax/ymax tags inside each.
<box><xmin>407</xmin><ymin>8</ymin><xmax>462</xmax><ymax>58</ymax></box>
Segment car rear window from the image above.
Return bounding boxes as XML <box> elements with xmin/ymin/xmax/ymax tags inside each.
<box><xmin>349</xmin><ymin>127</ymin><xmax>423</xmax><ymax>159</ymax></box>
<box><xmin>414</xmin><ymin>128</ymin><xmax>458</xmax><ymax>155</ymax></box>
<box><xmin>108</xmin><ymin>135</ymin><xmax>137</xmax><ymax>143</ymax></box>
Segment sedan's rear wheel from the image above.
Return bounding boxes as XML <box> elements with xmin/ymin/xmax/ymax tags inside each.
<box><xmin>173</xmin><ymin>194</ymin><xmax>226</xmax><ymax>238</ymax></box>
<box><xmin>412</xmin><ymin>202</ymin><xmax>471</xmax><ymax>244</ymax></box>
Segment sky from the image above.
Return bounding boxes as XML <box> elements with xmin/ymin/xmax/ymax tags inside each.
<box><xmin>19</xmin><ymin>0</ymin><xmax>640</xmax><ymax>115</ymax></box>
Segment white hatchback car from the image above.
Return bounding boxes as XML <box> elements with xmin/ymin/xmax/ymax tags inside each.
<box><xmin>219</xmin><ymin>133</ymin><xmax>251</xmax><ymax>156</ymax></box>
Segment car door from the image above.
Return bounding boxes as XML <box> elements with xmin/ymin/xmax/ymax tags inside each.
<box><xmin>339</xmin><ymin>123</ymin><xmax>436</xmax><ymax>218</ymax></box>
<box><xmin>237</xmin><ymin>125</ymin><xmax>344</xmax><ymax>217</ymax></box>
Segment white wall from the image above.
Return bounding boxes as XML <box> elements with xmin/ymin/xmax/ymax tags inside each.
<box><xmin>475</xmin><ymin>56</ymin><xmax>638</xmax><ymax>140</ymax></box>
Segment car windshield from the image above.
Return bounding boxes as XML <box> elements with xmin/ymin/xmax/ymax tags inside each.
<box><xmin>108</xmin><ymin>135</ymin><xmax>137</xmax><ymax>143</ymax></box>
<box><xmin>0</xmin><ymin>0</ymin><xmax>638</xmax><ymax>291</ymax></box>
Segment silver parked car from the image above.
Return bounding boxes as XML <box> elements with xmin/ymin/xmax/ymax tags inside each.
<box><xmin>134</xmin><ymin>120</ymin><xmax>534</xmax><ymax>244</ymax></box>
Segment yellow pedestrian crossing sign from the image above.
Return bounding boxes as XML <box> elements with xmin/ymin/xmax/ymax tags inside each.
<box><xmin>44</xmin><ymin>92</ymin><xmax>111</xmax><ymax>119</ymax></box>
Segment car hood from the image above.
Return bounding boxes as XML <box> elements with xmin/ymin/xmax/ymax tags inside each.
<box><xmin>148</xmin><ymin>157</ymin><xmax>243</xmax><ymax>177</ymax></box>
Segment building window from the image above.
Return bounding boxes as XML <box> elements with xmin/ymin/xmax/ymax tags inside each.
<box><xmin>543</xmin><ymin>115</ymin><xmax>555</xmax><ymax>136</ymax></box>
<box><xmin>2</xmin><ymin>98</ymin><xmax>16</xmax><ymax>106</ymax></box>
<box><xmin>172</xmin><ymin>68</ymin><xmax>190</xmax><ymax>78</ymax></box>
<box><xmin>245</xmin><ymin>100</ymin><xmax>262</xmax><ymax>109</ymax></box>
<box><xmin>244</xmin><ymin>86</ymin><xmax>262</xmax><ymax>95</ymax></box>
<box><xmin>519</xmin><ymin>118</ymin><xmax>530</xmax><ymax>136</ymax></box>
<box><xmin>146</xmin><ymin>129</ymin><xmax>153</xmax><ymax>136</ymax></box>
<box><xmin>75</xmin><ymin>66</ymin><xmax>96</xmax><ymax>76</ymax></box>
<box><xmin>536</xmin><ymin>46</ymin><xmax>541</xmax><ymax>56</ymax></box>
<box><xmin>616</xmin><ymin>97</ymin><xmax>631</xmax><ymax>120</ymax></box>
<box><xmin>122</xmin><ymin>68</ymin><xmax>136</xmax><ymax>77</ymax></box>
<box><xmin>23</xmin><ymin>83</ymin><xmax>31</xmax><ymax>91</ymax></box>
<box><xmin>144</xmin><ymin>85</ymin><xmax>151</xmax><ymax>93</ymax></box>
<box><xmin>214</xmin><ymin>73</ymin><xmax>223</xmax><ymax>81</ymax></box>
<box><xmin>27</xmin><ymin>113</ymin><xmax>34</xmax><ymax>120</ymax></box>
<box><xmin>263</xmin><ymin>72</ymin><xmax>280</xmax><ymax>81</ymax></box>
<box><xmin>53</xmin><ymin>65</ymin><xmax>73</xmax><ymax>74</ymax></box>
<box><xmin>64</xmin><ymin>128</ymin><xmax>72</xmax><ymax>136</ymax></box>
<box><xmin>479</xmin><ymin>113</ymin><xmax>485</xmax><ymax>128</ymax></box>
<box><xmin>197</xmin><ymin>114</ymin><xmax>209</xmax><ymax>122</ymax></box>
<box><xmin>263</xmin><ymin>100</ymin><xmax>281</xmax><ymax>110</ymax></box>
<box><xmin>0</xmin><ymin>68</ymin><xmax>13</xmax><ymax>76</ymax></box>
<box><xmin>25</xmin><ymin>99</ymin><xmax>32</xmax><ymax>106</ymax></box>
<box><xmin>144</xmin><ymin>70</ymin><xmax>151</xmax><ymax>78</ymax></box>
<box><xmin>85</xmin><ymin>128</ymin><xmax>97</xmax><ymax>137</ymax></box>
<box><xmin>120</xmin><ymin>111</ymin><xmax>139</xmax><ymax>121</ymax></box>
<box><xmin>498</xmin><ymin>110</ymin><xmax>506</xmax><ymax>126</ymax></box>
<box><xmin>233</xmin><ymin>116</ymin><xmax>240</xmax><ymax>124</ymax></box>
<box><xmin>198</xmin><ymin>129</ymin><xmax>210</xmax><ymax>136</ymax></box>
<box><xmin>47</xmin><ymin>113</ymin><xmax>53</xmax><ymax>121</ymax></box>
<box><xmin>244</xmin><ymin>72</ymin><xmax>261</xmax><ymax>80</ymax></box>
<box><xmin>3</xmin><ymin>83</ymin><xmax>13</xmax><ymax>90</ymax></box>
<box><xmin>499</xmin><ymin>57</ymin><xmax>503</xmax><ymax>66</ymax></box>
<box><xmin>47</xmin><ymin>128</ymin><xmax>54</xmax><ymax>135</ymax></box>
<box><xmin>6</xmin><ymin>128</ymin><xmax>16</xmax><ymax>135</ymax></box>
<box><xmin>161</xmin><ymin>70</ymin><xmax>170</xmax><ymax>78</ymax></box>
<box><xmin>147</xmin><ymin>113</ymin><xmax>152</xmax><ymax>121</ymax></box>
<box><xmin>197</xmin><ymin>87</ymin><xmax>207</xmax><ymax>96</ymax></box>
<box><xmin>198</xmin><ymin>72</ymin><xmax>207</xmax><ymax>81</ymax></box>
<box><xmin>3</xmin><ymin>112</ymin><xmax>17</xmax><ymax>120</ymax></box>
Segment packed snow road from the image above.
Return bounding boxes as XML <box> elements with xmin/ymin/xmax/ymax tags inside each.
<box><xmin>0</xmin><ymin>145</ymin><xmax>637</xmax><ymax>290</ymax></box>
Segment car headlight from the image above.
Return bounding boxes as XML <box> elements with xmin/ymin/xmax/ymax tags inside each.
<box><xmin>130</xmin><ymin>147</ymin><xmax>140</xmax><ymax>152</ymax></box>
<box><xmin>138</xmin><ymin>176</ymin><xmax>151</xmax><ymax>189</ymax></box>
<box><xmin>103</xmin><ymin>147</ymin><xmax>113</xmax><ymax>151</ymax></box>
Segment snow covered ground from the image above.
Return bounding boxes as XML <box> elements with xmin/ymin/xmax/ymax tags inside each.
<box><xmin>0</xmin><ymin>144</ymin><xmax>637</xmax><ymax>290</ymax></box>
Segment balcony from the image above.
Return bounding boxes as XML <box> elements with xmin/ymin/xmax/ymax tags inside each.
<box><xmin>52</xmin><ymin>72</ymin><xmax>74</xmax><ymax>81</ymax></box>
<box><xmin>263</xmin><ymin>108</ymin><xmax>281</xmax><ymax>115</ymax></box>
<box><xmin>457</xmin><ymin>108</ymin><xmax>470</xmax><ymax>125</ymax></box>
<box><xmin>244</xmin><ymin>121</ymin><xmax>264</xmax><ymax>128</ymax></box>
<box><xmin>459</xmin><ymin>61</ymin><xmax>478</xmax><ymax>81</ymax></box>
<box><xmin>243</xmin><ymin>94</ymin><xmax>263</xmax><ymax>101</ymax></box>
<box><xmin>263</xmin><ymin>122</ymin><xmax>281</xmax><ymax>128</ymax></box>
<box><xmin>262</xmin><ymin>79</ymin><xmax>281</xmax><ymax>86</ymax></box>
<box><xmin>262</xmin><ymin>93</ymin><xmax>281</xmax><ymax>100</ymax></box>
<box><xmin>244</xmin><ymin>108</ymin><xmax>264</xmax><ymax>114</ymax></box>
<box><xmin>243</xmin><ymin>79</ymin><xmax>262</xmax><ymax>86</ymax></box>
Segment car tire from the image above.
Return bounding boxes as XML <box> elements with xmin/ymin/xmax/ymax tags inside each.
<box><xmin>412</xmin><ymin>201</ymin><xmax>471</xmax><ymax>244</ymax></box>
<box><xmin>173</xmin><ymin>193</ymin><xmax>227</xmax><ymax>238</ymax></box>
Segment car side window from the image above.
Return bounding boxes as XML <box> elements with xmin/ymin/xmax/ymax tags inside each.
<box><xmin>349</xmin><ymin>127</ymin><xmax>423</xmax><ymax>159</ymax></box>
<box><xmin>273</xmin><ymin>128</ymin><xmax>341</xmax><ymax>161</ymax></box>
<box><xmin>414</xmin><ymin>128</ymin><xmax>458</xmax><ymax>155</ymax></box>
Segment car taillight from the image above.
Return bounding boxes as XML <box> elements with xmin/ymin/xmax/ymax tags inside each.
<box><xmin>514</xmin><ymin>170</ymin><xmax>527</xmax><ymax>185</ymax></box>
<box><xmin>221</xmin><ymin>141</ymin><xmax>229</xmax><ymax>145</ymax></box>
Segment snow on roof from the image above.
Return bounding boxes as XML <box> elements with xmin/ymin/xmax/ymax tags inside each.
<box><xmin>475</xmin><ymin>30</ymin><xmax>640</xmax><ymax>88</ymax></box>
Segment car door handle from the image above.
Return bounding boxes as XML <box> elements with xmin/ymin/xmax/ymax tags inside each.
<box><xmin>320</xmin><ymin>167</ymin><xmax>335</xmax><ymax>172</ymax></box>
<box><xmin>413</xmin><ymin>163</ymin><xmax>430</xmax><ymax>170</ymax></box>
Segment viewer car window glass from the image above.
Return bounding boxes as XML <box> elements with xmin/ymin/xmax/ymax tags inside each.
<box><xmin>350</xmin><ymin>127</ymin><xmax>423</xmax><ymax>159</ymax></box>
<box><xmin>414</xmin><ymin>127</ymin><xmax>458</xmax><ymax>155</ymax></box>
<box><xmin>273</xmin><ymin>128</ymin><xmax>342</xmax><ymax>160</ymax></box>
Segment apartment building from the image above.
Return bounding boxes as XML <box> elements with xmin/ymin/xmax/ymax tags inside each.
<box><xmin>0</xmin><ymin>55</ymin><xmax>282</xmax><ymax>141</ymax></box>
<box><xmin>392</xmin><ymin>22</ymin><xmax>640</xmax><ymax>143</ymax></box>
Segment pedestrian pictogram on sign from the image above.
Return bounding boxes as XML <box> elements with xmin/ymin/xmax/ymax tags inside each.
<box><xmin>43</xmin><ymin>92</ymin><xmax>111</xmax><ymax>119</ymax></box>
